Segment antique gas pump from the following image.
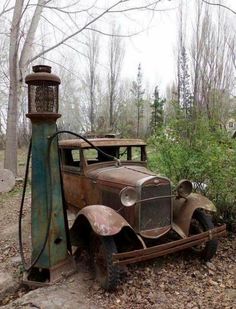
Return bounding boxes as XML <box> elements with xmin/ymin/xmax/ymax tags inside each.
<box><xmin>20</xmin><ymin>65</ymin><xmax>75</xmax><ymax>285</ymax></box>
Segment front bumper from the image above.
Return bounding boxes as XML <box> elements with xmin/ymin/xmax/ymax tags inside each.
<box><xmin>112</xmin><ymin>224</ymin><xmax>226</xmax><ymax>265</ymax></box>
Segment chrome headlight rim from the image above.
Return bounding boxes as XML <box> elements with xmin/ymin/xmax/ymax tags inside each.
<box><xmin>120</xmin><ymin>186</ymin><xmax>138</xmax><ymax>207</ymax></box>
<box><xmin>176</xmin><ymin>179</ymin><xmax>193</xmax><ymax>198</ymax></box>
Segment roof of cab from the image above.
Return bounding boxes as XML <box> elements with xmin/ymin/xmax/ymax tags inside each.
<box><xmin>59</xmin><ymin>138</ymin><xmax>146</xmax><ymax>149</ymax></box>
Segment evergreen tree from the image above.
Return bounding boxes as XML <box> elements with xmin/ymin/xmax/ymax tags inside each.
<box><xmin>131</xmin><ymin>63</ymin><xmax>145</xmax><ymax>137</ymax></box>
<box><xmin>150</xmin><ymin>86</ymin><xmax>165</xmax><ymax>133</ymax></box>
<box><xmin>179</xmin><ymin>46</ymin><xmax>193</xmax><ymax>119</ymax></box>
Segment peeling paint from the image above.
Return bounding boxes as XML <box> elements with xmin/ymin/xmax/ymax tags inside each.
<box><xmin>77</xmin><ymin>205</ymin><xmax>131</xmax><ymax>236</ymax></box>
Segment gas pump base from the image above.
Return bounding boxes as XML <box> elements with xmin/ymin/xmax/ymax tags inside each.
<box><xmin>22</xmin><ymin>256</ymin><xmax>76</xmax><ymax>288</ymax></box>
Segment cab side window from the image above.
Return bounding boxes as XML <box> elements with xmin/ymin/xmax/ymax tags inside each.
<box><xmin>83</xmin><ymin>148</ymin><xmax>98</xmax><ymax>164</ymax></box>
<box><xmin>125</xmin><ymin>146</ymin><xmax>146</xmax><ymax>161</ymax></box>
<box><xmin>61</xmin><ymin>148</ymin><xmax>81</xmax><ymax>172</ymax></box>
<box><xmin>71</xmin><ymin>150</ymin><xmax>80</xmax><ymax>167</ymax></box>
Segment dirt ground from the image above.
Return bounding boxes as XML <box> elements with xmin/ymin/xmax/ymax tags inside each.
<box><xmin>0</xmin><ymin>179</ymin><xmax>235</xmax><ymax>308</ymax></box>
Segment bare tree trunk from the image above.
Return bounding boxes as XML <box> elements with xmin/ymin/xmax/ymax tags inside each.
<box><xmin>90</xmin><ymin>76</ymin><xmax>95</xmax><ymax>132</ymax></box>
<box><xmin>192</xmin><ymin>0</ymin><xmax>203</xmax><ymax>116</ymax></box>
<box><xmin>190</xmin><ymin>0</ymin><xmax>235</xmax><ymax>125</ymax></box>
<box><xmin>84</xmin><ymin>29</ymin><xmax>99</xmax><ymax>132</ymax></box>
<box><xmin>4</xmin><ymin>0</ymin><xmax>23</xmax><ymax>175</ymax></box>
<box><xmin>107</xmin><ymin>25</ymin><xmax>124</xmax><ymax>130</ymax></box>
<box><xmin>19</xmin><ymin>0</ymin><xmax>46</xmax><ymax>80</ymax></box>
<box><xmin>4</xmin><ymin>0</ymin><xmax>47</xmax><ymax>175</ymax></box>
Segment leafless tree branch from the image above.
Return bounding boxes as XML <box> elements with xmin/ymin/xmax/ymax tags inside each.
<box><xmin>29</xmin><ymin>0</ymin><xmax>128</xmax><ymax>63</ymax></box>
<box><xmin>202</xmin><ymin>0</ymin><xmax>236</xmax><ymax>15</ymax></box>
<box><xmin>40</xmin><ymin>14</ymin><xmax>87</xmax><ymax>48</ymax></box>
<box><xmin>0</xmin><ymin>6</ymin><xmax>14</xmax><ymax>18</ymax></box>
<box><xmin>86</xmin><ymin>27</ymin><xmax>147</xmax><ymax>38</ymax></box>
<box><xmin>227</xmin><ymin>40</ymin><xmax>236</xmax><ymax>70</ymax></box>
<box><xmin>39</xmin><ymin>56</ymin><xmax>83</xmax><ymax>80</ymax></box>
<box><xmin>108</xmin><ymin>0</ymin><xmax>176</xmax><ymax>13</ymax></box>
<box><xmin>62</xmin><ymin>42</ymin><xmax>89</xmax><ymax>59</ymax></box>
<box><xmin>33</xmin><ymin>0</ymin><xmax>98</xmax><ymax>15</ymax></box>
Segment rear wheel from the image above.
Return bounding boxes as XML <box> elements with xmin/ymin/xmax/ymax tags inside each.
<box><xmin>90</xmin><ymin>234</ymin><xmax>119</xmax><ymax>290</ymax></box>
<box><xmin>189</xmin><ymin>209</ymin><xmax>218</xmax><ymax>261</ymax></box>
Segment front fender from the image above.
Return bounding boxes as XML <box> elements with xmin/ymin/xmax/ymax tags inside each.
<box><xmin>70</xmin><ymin>205</ymin><xmax>144</xmax><ymax>251</ymax></box>
<box><xmin>173</xmin><ymin>193</ymin><xmax>216</xmax><ymax>237</ymax></box>
<box><xmin>71</xmin><ymin>205</ymin><xmax>131</xmax><ymax>237</ymax></box>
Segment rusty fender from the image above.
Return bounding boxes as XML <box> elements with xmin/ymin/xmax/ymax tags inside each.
<box><xmin>173</xmin><ymin>193</ymin><xmax>217</xmax><ymax>237</ymax></box>
<box><xmin>71</xmin><ymin>205</ymin><xmax>133</xmax><ymax>236</ymax></box>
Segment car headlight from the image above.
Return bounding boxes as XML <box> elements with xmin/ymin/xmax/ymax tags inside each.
<box><xmin>176</xmin><ymin>180</ymin><xmax>192</xmax><ymax>198</ymax></box>
<box><xmin>120</xmin><ymin>186</ymin><xmax>138</xmax><ymax>207</ymax></box>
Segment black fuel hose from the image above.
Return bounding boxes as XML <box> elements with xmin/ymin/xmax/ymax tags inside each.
<box><xmin>19</xmin><ymin>130</ymin><xmax>118</xmax><ymax>272</ymax></box>
<box><xmin>18</xmin><ymin>139</ymin><xmax>33</xmax><ymax>271</ymax></box>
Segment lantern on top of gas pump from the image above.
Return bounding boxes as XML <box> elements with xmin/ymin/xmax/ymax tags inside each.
<box><xmin>25</xmin><ymin>65</ymin><xmax>60</xmax><ymax>115</ymax></box>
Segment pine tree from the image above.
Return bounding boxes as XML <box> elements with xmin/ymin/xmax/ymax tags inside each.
<box><xmin>131</xmin><ymin>63</ymin><xmax>145</xmax><ymax>137</ymax></box>
<box><xmin>179</xmin><ymin>46</ymin><xmax>193</xmax><ymax>119</ymax></box>
<box><xmin>150</xmin><ymin>86</ymin><xmax>165</xmax><ymax>133</ymax></box>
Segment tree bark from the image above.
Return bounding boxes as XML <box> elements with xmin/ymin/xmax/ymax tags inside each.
<box><xmin>19</xmin><ymin>0</ymin><xmax>46</xmax><ymax>80</ymax></box>
<box><xmin>4</xmin><ymin>0</ymin><xmax>46</xmax><ymax>175</ymax></box>
<box><xmin>4</xmin><ymin>0</ymin><xmax>23</xmax><ymax>175</ymax></box>
<box><xmin>107</xmin><ymin>26</ymin><xmax>124</xmax><ymax>130</ymax></box>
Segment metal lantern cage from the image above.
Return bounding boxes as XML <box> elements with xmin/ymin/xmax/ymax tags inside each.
<box><xmin>25</xmin><ymin>65</ymin><xmax>60</xmax><ymax>114</ymax></box>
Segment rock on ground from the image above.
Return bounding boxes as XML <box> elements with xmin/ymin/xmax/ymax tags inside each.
<box><xmin>0</xmin><ymin>272</ymin><xmax>96</xmax><ymax>309</ymax></box>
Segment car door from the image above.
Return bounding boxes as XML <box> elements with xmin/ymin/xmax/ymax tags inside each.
<box><xmin>60</xmin><ymin>148</ymin><xmax>86</xmax><ymax>212</ymax></box>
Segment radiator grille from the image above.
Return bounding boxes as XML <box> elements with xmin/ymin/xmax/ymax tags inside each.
<box><xmin>140</xmin><ymin>182</ymin><xmax>171</xmax><ymax>231</ymax></box>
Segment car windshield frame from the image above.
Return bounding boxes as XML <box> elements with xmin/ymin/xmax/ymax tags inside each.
<box><xmin>83</xmin><ymin>145</ymin><xmax>147</xmax><ymax>166</ymax></box>
<box><xmin>59</xmin><ymin>138</ymin><xmax>147</xmax><ymax>170</ymax></box>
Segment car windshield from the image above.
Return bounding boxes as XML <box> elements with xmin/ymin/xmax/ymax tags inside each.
<box><xmin>83</xmin><ymin>146</ymin><xmax>146</xmax><ymax>164</ymax></box>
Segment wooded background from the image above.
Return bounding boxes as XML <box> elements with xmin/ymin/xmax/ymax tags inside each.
<box><xmin>0</xmin><ymin>0</ymin><xmax>235</xmax><ymax>224</ymax></box>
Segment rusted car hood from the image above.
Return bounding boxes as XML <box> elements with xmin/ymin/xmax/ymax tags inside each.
<box><xmin>87</xmin><ymin>164</ymin><xmax>156</xmax><ymax>186</ymax></box>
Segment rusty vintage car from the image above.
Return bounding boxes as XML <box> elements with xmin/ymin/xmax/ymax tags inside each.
<box><xmin>59</xmin><ymin>137</ymin><xmax>226</xmax><ymax>290</ymax></box>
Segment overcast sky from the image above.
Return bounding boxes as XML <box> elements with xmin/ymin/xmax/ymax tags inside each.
<box><xmin>1</xmin><ymin>0</ymin><xmax>235</xmax><ymax>96</ymax></box>
<box><xmin>121</xmin><ymin>0</ymin><xmax>236</xmax><ymax>95</ymax></box>
<box><xmin>122</xmin><ymin>7</ymin><xmax>177</xmax><ymax>94</ymax></box>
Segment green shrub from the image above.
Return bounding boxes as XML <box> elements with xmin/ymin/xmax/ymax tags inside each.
<box><xmin>148</xmin><ymin>118</ymin><xmax>236</xmax><ymax>228</ymax></box>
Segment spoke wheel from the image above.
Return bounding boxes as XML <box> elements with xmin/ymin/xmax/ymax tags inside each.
<box><xmin>90</xmin><ymin>234</ymin><xmax>119</xmax><ymax>290</ymax></box>
<box><xmin>189</xmin><ymin>209</ymin><xmax>218</xmax><ymax>261</ymax></box>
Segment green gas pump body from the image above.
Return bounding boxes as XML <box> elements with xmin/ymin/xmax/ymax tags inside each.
<box><xmin>25</xmin><ymin>65</ymin><xmax>75</xmax><ymax>284</ymax></box>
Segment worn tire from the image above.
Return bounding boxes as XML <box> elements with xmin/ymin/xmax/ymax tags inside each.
<box><xmin>90</xmin><ymin>234</ymin><xmax>119</xmax><ymax>290</ymax></box>
<box><xmin>190</xmin><ymin>209</ymin><xmax>218</xmax><ymax>261</ymax></box>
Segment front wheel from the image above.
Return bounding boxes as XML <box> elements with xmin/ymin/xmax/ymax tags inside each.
<box><xmin>189</xmin><ymin>209</ymin><xmax>218</xmax><ymax>261</ymax></box>
<box><xmin>90</xmin><ymin>234</ymin><xmax>119</xmax><ymax>290</ymax></box>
